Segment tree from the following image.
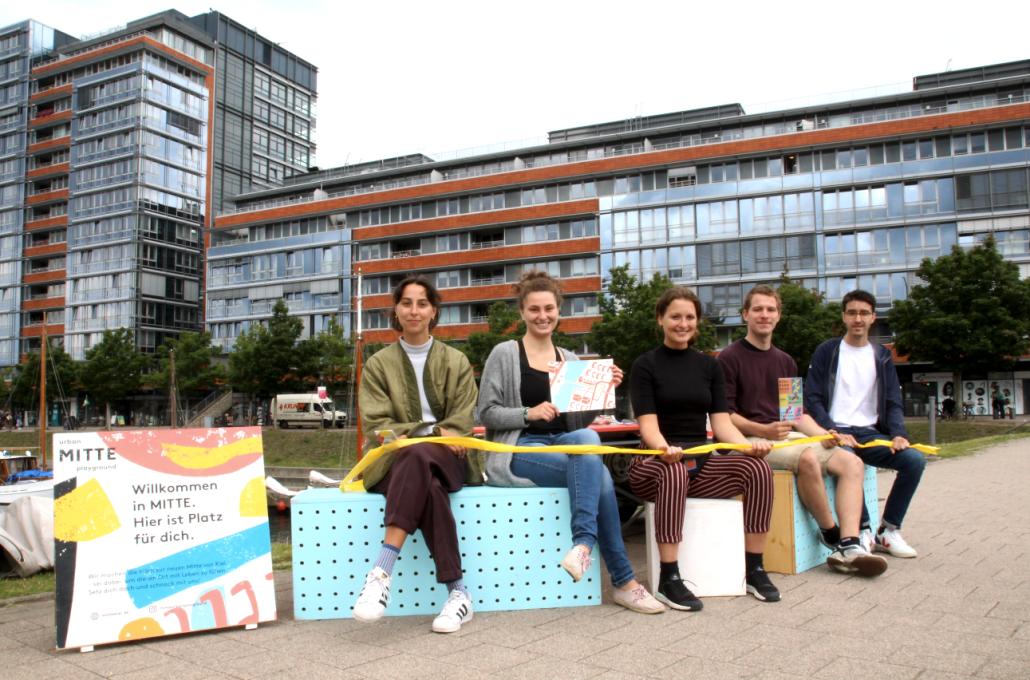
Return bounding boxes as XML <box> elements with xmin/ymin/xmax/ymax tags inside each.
<box><xmin>772</xmin><ymin>275</ymin><xmax>842</xmax><ymax>376</ymax></box>
<box><xmin>462</xmin><ymin>301</ymin><xmax>521</xmax><ymax>373</ymax></box>
<box><xmin>889</xmin><ymin>236</ymin><xmax>1030</xmax><ymax>387</ymax></box>
<box><xmin>154</xmin><ymin>331</ymin><xmax>225</xmax><ymax>406</ymax></box>
<box><xmin>78</xmin><ymin>329</ymin><xmax>147</xmax><ymax>427</ymax></box>
<box><xmin>11</xmin><ymin>342</ymin><xmax>80</xmax><ymax>417</ymax></box>
<box><xmin>228</xmin><ymin>300</ymin><xmax>307</xmax><ymax>399</ymax></box>
<box><xmin>300</xmin><ymin>318</ymin><xmax>353</xmax><ymax>397</ymax></box>
<box><xmin>589</xmin><ymin>266</ymin><xmax>673</xmax><ymax>381</ymax></box>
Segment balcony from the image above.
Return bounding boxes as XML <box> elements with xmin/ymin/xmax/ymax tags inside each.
<box><xmin>21</xmin><ymin>323</ymin><xmax>65</xmax><ymax>338</ymax></box>
<box><xmin>22</xmin><ymin>296</ymin><xmax>65</xmax><ymax>311</ymax></box>
<box><xmin>27</xmin><ymin>136</ymin><xmax>70</xmax><ymax>155</ymax></box>
<box><xmin>22</xmin><ymin>268</ymin><xmax>67</xmax><ymax>284</ymax></box>
<box><xmin>30</xmin><ymin>83</ymin><xmax>72</xmax><ymax>103</ymax></box>
<box><xmin>25</xmin><ymin>188</ymin><xmax>68</xmax><ymax>206</ymax></box>
<box><xmin>23</xmin><ymin>242</ymin><xmax>67</xmax><ymax>258</ymax></box>
<box><xmin>25</xmin><ymin>214</ymin><xmax>68</xmax><ymax>231</ymax></box>
<box><xmin>26</xmin><ymin>161</ymin><xmax>70</xmax><ymax>180</ymax></box>
<box><xmin>29</xmin><ymin>109</ymin><xmax>72</xmax><ymax>128</ymax></box>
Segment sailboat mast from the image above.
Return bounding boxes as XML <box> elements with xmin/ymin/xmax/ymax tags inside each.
<box><xmin>39</xmin><ymin>327</ymin><xmax>47</xmax><ymax>468</ymax></box>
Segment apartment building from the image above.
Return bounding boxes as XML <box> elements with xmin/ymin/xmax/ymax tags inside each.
<box><xmin>210</xmin><ymin>59</ymin><xmax>1030</xmax><ymax>412</ymax></box>
<box><xmin>1</xmin><ymin>10</ymin><xmax>316</xmax><ymax>363</ymax></box>
<box><xmin>0</xmin><ymin>20</ymin><xmax>74</xmax><ymax>365</ymax></box>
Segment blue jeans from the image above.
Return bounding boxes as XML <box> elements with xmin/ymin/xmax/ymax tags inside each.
<box><xmin>511</xmin><ymin>429</ymin><xmax>635</xmax><ymax>588</ymax></box>
<box><xmin>838</xmin><ymin>425</ymin><xmax>926</xmax><ymax>529</ymax></box>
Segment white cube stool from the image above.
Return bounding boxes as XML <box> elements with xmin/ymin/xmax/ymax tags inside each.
<box><xmin>644</xmin><ymin>497</ymin><xmax>745</xmax><ymax>597</ymax></box>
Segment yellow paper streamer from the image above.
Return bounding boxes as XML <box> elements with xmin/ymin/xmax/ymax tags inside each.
<box><xmin>336</xmin><ymin>433</ymin><xmax>932</xmax><ymax>493</ymax></box>
<box><xmin>852</xmin><ymin>439</ymin><xmax>939</xmax><ymax>455</ymax></box>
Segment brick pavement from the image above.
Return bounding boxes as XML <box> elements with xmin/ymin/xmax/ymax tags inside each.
<box><xmin>3</xmin><ymin>439</ymin><xmax>1029</xmax><ymax>679</ymax></box>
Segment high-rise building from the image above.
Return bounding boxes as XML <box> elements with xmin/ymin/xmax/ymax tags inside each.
<box><xmin>210</xmin><ymin>59</ymin><xmax>1030</xmax><ymax>413</ymax></box>
<box><xmin>1</xmin><ymin>10</ymin><xmax>316</xmax><ymax>363</ymax></box>
<box><xmin>0</xmin><ymin>19</ymin><xmax>74</xmax><ymax>365</ymax></box>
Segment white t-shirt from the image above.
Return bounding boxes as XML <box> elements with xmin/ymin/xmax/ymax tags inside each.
<box><xmin>830</xmin><ymin>341</ymin><xmax>878</xmax><ymax>427</ymax></box>
<box><xmin>399</xmin><ymin>336</ymin><xmax>437</xmax><ymax>436</ymax></box>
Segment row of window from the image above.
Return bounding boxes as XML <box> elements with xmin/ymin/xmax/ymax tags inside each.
<box><xmin>693</xmin><ymin>126</ymin><xmax>1030</xmax><ymax>185</ymax></box>
<box><xmin>361</xmin><ymin>295</ymin><xmax>601</xmax><ymax>330</ymax></box>
<box><xmin>603</xmin><ymin>224</ymin><xmax>976</xmax><ymax>286</ymax></box>
<box><xmin>254</xmin><ymin>70</ymin><xmax>312</xmax><ymax>117</ymax></box>
<box><xmin>254</xmin><ymin>98</ymin><xmax>311</xmax><ymax>141</ymax></box>
<box><xmin>355</xmin><ymin>173</ymin><xmax>664</xmax><ymax>227</ymax></box>
<box><xmin>356</xmin><ymin>217</ymin><xmax>597</xmax><ymax>261</ymax></box>
<box><xmin>209</xmin><ymin>246</ymin><xmax>341</xmax><ymax>287</ymax></box>
<box><xmin>252</xmin><ymin>127</ymin><xmax>310</xmax><ymax>168</ymax></box>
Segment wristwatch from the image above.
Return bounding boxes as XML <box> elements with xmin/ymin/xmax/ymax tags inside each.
<box><xmin>521</xmin><ymin>407</ymin><xmax>529</xmax><ymax>424</ymax></box>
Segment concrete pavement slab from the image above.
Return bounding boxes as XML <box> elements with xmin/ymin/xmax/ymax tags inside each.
<box><xmin>2</xmin><ymin>439</ymin><xmax>1030</xmax><ymax>678</ymax></box>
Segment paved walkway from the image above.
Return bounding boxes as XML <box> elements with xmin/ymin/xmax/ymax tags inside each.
<box><xmin>3</xmin><ymin>440</ymin><xmax>1029</xmax><ymax>679</ymax></box>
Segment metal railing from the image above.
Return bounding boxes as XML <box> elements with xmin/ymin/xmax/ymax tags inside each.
<box><xmin>219</xmin><ymin>92</ymin><xmax>1030</xmax><ymax>219</ymax></box>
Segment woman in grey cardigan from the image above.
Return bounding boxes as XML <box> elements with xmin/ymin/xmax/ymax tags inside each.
<box><xmin>477</xmin><ymin>271</ymin><xmax>663</xmax><ymax>614</ymax></box>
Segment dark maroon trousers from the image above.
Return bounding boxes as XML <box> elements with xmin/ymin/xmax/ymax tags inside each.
<box><xmin>369</xmin><ymin>442</ymin><xmax>467</xmax><ymax>583</ymax></box>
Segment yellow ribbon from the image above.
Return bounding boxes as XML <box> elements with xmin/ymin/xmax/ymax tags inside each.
<box><xmin>337</xmin><ymin>433</ymin><xmax>943</xmax><ymax>492</ymax></box>
<box><xmin>852</xmin><ymin>439</ymin><xmax>939</xmax><ymax>455</ymax></box>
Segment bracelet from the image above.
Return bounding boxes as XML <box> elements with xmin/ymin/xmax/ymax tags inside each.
<box><xmin>521</xmin><ymin>407</ymin><xmax>529</xmax><ymax>424</ymax></box>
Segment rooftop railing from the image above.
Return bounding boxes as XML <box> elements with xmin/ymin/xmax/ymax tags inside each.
<box><xmin>219</xmin><ymin>92</ymin><xmax>1030</xmax><ymax>220</ymax></box>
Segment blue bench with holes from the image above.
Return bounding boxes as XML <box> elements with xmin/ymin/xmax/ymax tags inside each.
<box><xmin>765</xmin><ymin>464</ymin><xmax>880</xmax><ymax>574</ymax></box>
<box><xmin>291</xmin><ymin>486</ymin><xmax>602</xmax><ymax>619</ymax></box>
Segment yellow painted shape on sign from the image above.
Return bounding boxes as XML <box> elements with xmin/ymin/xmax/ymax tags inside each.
<box><xmin>119</xmin><ymin>617</ymin><xmax>165</xmax><ymax>641</ymax></box>
<box><xmin>162</xmin><ymin>436</ymin><xmax>262</xmax><ymax>470</ymax></box>
<box><xmin>239</xmin><ymin>476</ymin><xmax>269</xmax><ymax>517</ymax></box>
<box><xmin>53</xmin><ymin>478</ymin><xmax>120</xmax><ymax>542</ymax></box>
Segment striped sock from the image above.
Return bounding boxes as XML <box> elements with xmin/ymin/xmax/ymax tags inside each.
<box><xmin>374</xmin><ymin>543</ymin><xmax>400</xmax><ymax>575</ymax></box>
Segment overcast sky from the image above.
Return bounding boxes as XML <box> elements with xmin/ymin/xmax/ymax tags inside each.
<box><xmin>4</xmin><ymin>1</ymin><xmax>1028</xmax><ymax>169</ymax></box>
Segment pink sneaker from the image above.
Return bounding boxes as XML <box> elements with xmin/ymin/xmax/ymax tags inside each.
<box><xmin>613</xmin><ymin>584</ymin><xmax>666</xmax><ymax>614</ymax></box>
<box><xmin>560</xmin><ymin>545</ymin><xmax>592</xmax><ymax>582</ymax></box>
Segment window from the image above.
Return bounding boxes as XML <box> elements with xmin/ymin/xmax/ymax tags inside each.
<box><xmin>956</xmin><ymin>173</ymin><xmax>991</xmax><ymax>212</ymax></box>
<box><xmin>696</xmin><ymin>200</ymin><xmax>738</xmax><ymax>238</ymax></box>
<box><xmin>697</xmin><ymin>241</ymin><xmax>740</xmax><ymax>277</ymax></box>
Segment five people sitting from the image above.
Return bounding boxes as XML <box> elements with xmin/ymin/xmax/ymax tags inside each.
<box><xmin>351</xmin><ymin>275</ymin><xmax>926</xmax><ymax>629</ymax></box>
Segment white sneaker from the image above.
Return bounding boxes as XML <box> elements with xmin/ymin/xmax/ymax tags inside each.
<box><xmin>352</xmin><ymin>567</ymin><xmax>391</xmax><ymax>622</ymax></box>
<box><xmin>432</xmin><ymin>589</ymin><xmax>474</xmax><ymax>633</ymax></box>
<box><xmin>859</xmin><ymin>529</ymin><xmax>874</xmax><ymax>554</ymax></box>
<box><xmin>561</xmin><ymin>545</ymin><xmax>592</xmax><ymax>582</ymax></box>
<box><xmin>874</xmin><ymin>527</ymin><xmax>918</xmax><ymax>558</ymax></box>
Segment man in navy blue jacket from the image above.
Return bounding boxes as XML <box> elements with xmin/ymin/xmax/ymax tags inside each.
<box><xmin>805</xmin><ymin>290</ymin><xmax>925</xmax><ymax>558</ymax></box>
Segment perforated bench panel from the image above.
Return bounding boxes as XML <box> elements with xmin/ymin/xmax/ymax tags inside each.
<box><xmin>291</xmin><ymin>486</ymin><xmax>601</xmax><ymax>619</ymax></box>
<box><xmin>792</xmin><ymin>464</ymin><xmax>880</xmax><ymax>572</ymax></box>
<box><xmin>768</xmin><ymin>464</ymin><xmax>880</xmax><ymax>574</ymax></box>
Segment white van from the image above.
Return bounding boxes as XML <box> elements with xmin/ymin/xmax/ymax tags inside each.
<box><xmin>271</xmin><ymin>394</ymin><xmax>348</xmax><ymax>429</ymax></box>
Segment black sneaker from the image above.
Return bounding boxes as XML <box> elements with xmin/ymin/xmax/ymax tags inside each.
<box><xmin>656</xmin><ymin>577</ymin><xmax>703</xmax><ymax>611</ymax></box>
<box><xmin>745</xmin><ymin>568</ymin><xmax>781</xmax><ymax>603</ymax></box>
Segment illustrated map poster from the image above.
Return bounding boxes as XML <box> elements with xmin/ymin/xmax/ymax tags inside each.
<box><xmin>550</xmin><ymin>359</ymin><xmax>616</xmax><ymax>412</ymax></box>
<box><xmin>778</xmin><ymin>378</ymin><xmax>803</xmax><ymax>421</ymax></box>
<box><xmin>53</xmin><ymin>427</ymin><xmax>276</xmax><ymax>650</ymax></box>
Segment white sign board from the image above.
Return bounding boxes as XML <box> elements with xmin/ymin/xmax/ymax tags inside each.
<box><xmin>53</xmin><ymin>427</ymin><xmax>276</xmax><ymax>650</ymax></box>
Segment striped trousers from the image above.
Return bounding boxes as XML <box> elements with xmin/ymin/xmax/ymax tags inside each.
<box><xmin>628</xmin><ymin>454</ymin><xmax>774</xmax><ymax>544</ymax></box>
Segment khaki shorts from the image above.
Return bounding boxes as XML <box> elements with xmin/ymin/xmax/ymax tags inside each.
<box><xmin>749</xmin><ymin>431</ymin><xmax>834</xmax><ymax>474</ymax></box>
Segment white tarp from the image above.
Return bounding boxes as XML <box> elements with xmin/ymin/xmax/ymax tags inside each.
<box><xmin>0</xmin><ymin>495</ymin><xmax>55</xmax><ymax>577</ymax></box>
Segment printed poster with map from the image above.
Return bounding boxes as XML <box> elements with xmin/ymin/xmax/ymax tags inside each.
<box><xmin>778</xmin><ymin>378</ymin><xmax>803</xmax><ymax>421</ymax></box>
<box><xmin>53</xmin><ymin>427</ymin><xmax>276</xmax><ymax>650</ymax></box>
<box><xmin>549</xmin><ymin>359</ymin><xmax>616</xmax><ymax>413</ymax></box>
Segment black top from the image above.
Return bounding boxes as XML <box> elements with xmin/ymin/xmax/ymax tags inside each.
<box><xmin>518</xmin><ymin>339</ymin><xmax>566</xmax><ymax>434</ymax></box>
<box><xmin>630</xmin><ymin>344</ymin><xmax>727</xmax><ymax>447</ymax></box>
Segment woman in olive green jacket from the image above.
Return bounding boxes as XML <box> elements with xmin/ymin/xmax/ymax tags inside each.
<box><xmin>352</xmin><ymin>275</ymin><xmax>480</xmax><ymax>635</ymax></box>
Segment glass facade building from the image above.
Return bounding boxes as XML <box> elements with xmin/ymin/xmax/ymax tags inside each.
<box><xmin>211</xmin><ymin>59</ymin><xmax>1030</xmax><ymax>412</ymax></box>
<box><xmin>2</xmin><ymin>11</ymin><xmax>316</xmax><ymax>363</ymax></box>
